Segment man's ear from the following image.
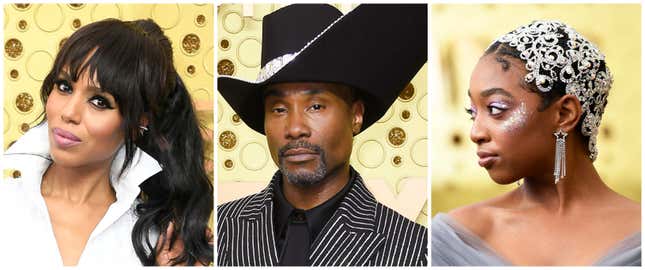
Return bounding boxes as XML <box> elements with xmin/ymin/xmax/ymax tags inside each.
<box><xmin>352</xmin><ymin>100</ymin><xmax>365</xmax><ymax>136</ymax></box>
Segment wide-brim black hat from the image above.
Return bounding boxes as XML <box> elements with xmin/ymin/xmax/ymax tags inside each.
<box><xmin>218</xmin><ymin>4</ymin><xmax>427</xmax><ymax>135</ymax></box>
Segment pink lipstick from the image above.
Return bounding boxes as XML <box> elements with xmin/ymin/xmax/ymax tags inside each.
<box><xmin>52</xmin><ymin>128</ymin><xmax>82</xmax><ymax>148</ymax></box>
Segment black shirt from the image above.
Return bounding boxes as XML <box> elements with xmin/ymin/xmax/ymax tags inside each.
<box><xmin>273</xmin><ymin>170</ymin><xmax>355</xmax><ymax>265</ymax></box>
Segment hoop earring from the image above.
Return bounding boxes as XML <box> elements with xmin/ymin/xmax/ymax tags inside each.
<box><xmin>553</xmin><ymin>129</ymin><xmax>567</xmax><ymax>184</ymax></box>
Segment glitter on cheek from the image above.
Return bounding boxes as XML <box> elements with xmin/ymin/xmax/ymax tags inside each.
<box><xmin>501</xmin><ymin>102</ymin><xmax>529</xmax><ymax>133</ymax></box>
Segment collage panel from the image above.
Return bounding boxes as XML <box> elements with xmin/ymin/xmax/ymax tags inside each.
<box><xmin>1</xmin><ymin>3</ymin><xmax>214</xmax><ymax>266</ymax></box>
<box><xmin>0</xmin><ymin>1</ymin><xmax>642</xmax><ymax>268</ymax></box>
<box><xmin>431</xmin><ymin>3</ymin><xmax>641</xmax><ymax>266</ymax></box>
<box><xmin>216</xmin><ymin>3</ymin><xmax>428</xmax><ymax>266</ymax></box>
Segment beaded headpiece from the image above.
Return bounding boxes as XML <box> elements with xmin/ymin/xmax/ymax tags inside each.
<box><xmin>495</xmin><ymin>20</ymin><xmax>612</xmax><ymax>161</ymax></box>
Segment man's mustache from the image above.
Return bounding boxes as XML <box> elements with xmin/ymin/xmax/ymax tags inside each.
<box><xmin>278</xmin><ymin>140</ymin><xmax>323</xmax><ymax>157</ymax></box>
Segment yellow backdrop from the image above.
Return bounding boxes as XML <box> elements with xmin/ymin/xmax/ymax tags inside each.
<box><xmin>431</xmin><ymin>4</ymin><xmax>641</xmax><ymax>216</ymax></box>
<box><xmin>217</xmin><ymin>3</ymin><xmax>428</xmax><ymax>226</ymax></box>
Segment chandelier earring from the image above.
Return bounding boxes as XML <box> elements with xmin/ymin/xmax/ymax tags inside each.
<box><xmin>553</xmin><ymin>129</ymin><xmax>567</xmax><ymax>184</ymax></box>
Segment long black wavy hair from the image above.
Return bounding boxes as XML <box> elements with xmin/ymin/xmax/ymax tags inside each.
<box><xmin>38</xmin><ymin>19</ymin><xmax>213</xmax><ymax>265</ymax></box>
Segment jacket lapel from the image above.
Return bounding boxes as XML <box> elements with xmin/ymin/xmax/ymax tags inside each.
<box><xmin>229</xmin><ymin>182</ymin><xmax>280</xmax><ymax>266</ymax></box>
<box><xmin>309</xmin><ymin>175</ymin><xmax>385</xmax><ymax>266</ymax></box>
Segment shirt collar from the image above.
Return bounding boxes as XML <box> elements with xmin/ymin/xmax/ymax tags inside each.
<box><xmin>2</xmin><ymin>122</ymin><xmax>163</xmax><ymax>203</ymax></box>
<box><xmin>272</xmin><ymin>168</ymin><xmax>356</xmax><ymax>242</ymax></box>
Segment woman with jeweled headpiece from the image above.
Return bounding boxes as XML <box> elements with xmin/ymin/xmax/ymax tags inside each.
<box><xmin>432</xmin><ymin>20</ymin><xmax>640</xmax><ymax>266</ymax></box>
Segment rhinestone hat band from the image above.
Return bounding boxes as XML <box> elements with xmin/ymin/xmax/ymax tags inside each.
<box><xmin>256</xmin><ymin>10</ymin><xmax>349</xmax><ymax>82</ymax></box>
<box><xmin>495</xmin><ymin>20</ymin><xmax>612</xmax><ymax>161</ymax></box>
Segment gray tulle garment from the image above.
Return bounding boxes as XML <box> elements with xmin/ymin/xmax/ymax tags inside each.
<box><xmin>432</xmin><ymin>213</ymin><xmax>641</xmax><ymax>266</ymax></box>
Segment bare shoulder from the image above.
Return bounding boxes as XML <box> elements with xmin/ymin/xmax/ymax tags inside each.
<box><xmin>614</xmin><ymin>193</ymin><xmax>640</xmax><ymax>211</ymax></box>
<box><xmin>604</xmin><ymin>191</ymin><xmax>641</xmax><ymax>231</ymax></box>
<box><xmin>447</xmin><ymin>191</ymin><xmax>516</xmax><ymax>238</ymax></box>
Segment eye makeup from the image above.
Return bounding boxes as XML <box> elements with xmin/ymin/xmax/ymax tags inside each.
<box><xmin>489</xmin><ymin>101</ymin><xmax>510</xmax><ymax>110</ymax></box>
<box><xmin>54</xmin><ymin>79</ymin><xmax>72</xmax><ymax>93</ymax></box>
<box><xmin>465</xmin><ymin>104</ymin><xmax>477</xmax><ymax>120</ymax></box>
<box><xmin>488</xmin><ymin>101</ymin><xmax>510</xmax><ymax>116</ymax></box>
<box><xmin>89</xmin><ymin>95</ymin><xmax>115</xmax><ymax>110</ymax></box>
<box><xmin>500</xmin><ymin>102</ymin><xmax>528</xmax><ymax>133</ymax></box>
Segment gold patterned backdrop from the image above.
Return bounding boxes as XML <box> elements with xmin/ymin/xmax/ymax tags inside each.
<box><xmin>216</xmin><ymin>4</ymin><xmax>428</xmax><ymax>226</ymax></box>
<box><xmin>431</xmin><ymin>4</ymin><xmax>641</xmax><ymax>216</ymax></box>
<box><xmin>3</xmin><ymin>4</ymin><xmax>214</xmax><ymax>182</ymax></box>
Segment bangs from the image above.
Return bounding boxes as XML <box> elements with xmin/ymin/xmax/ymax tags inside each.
<box><xmin>43</xmin><ymin>19</ymin><xmax>170</xmax><ymax>115</ymax></box>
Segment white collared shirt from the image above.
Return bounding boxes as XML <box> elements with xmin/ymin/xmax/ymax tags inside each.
<box><xmin>0</xmin><ymin>122</ymin><xmax>162</xmax><ymax>266</ymax></box>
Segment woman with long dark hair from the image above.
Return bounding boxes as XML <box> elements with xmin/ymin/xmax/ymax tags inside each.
<box><xmin>0</xmin><ymin>19</ymin><xmax>213</xmax><ymax>266</ymax></box>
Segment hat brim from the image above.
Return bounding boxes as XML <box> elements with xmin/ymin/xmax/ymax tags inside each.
<box><xmin>218</xmin><ymin>4</ymin><xmax>427</xmax><ymax>135</ymax></box>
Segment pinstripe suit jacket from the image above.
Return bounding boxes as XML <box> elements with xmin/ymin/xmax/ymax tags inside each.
<box><xmin>217</xmin><ymin>169</ymin><xmax>428</xmax><ymax>266</ymax></box>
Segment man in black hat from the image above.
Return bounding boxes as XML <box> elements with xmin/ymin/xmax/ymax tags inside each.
<box><xmin>217</xmin><ymin>4</ymin><xmax>427</xmax><ymax>266</ymax></box>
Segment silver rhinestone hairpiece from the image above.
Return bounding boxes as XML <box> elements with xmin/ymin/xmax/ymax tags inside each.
<box><xmin>495</xmin><ymin>20</ymin><xmax>612</xmax><ymax>161</ymax></box>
